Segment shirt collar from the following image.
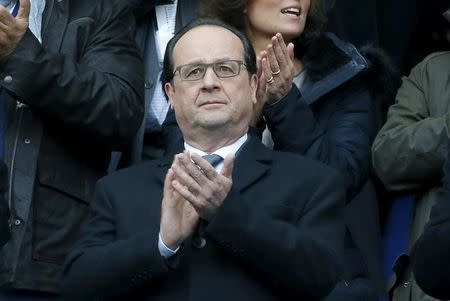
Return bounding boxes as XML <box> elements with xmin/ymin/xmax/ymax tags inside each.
<box><xmin>184</xmin><ymin>133</ymin><xmax>248</xmax><ymax>160</ymax></box>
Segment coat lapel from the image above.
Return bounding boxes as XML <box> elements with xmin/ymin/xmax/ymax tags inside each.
<box><xmin>232</xmin><ymin>136</ymin><xmax>272</xmax><ymax>192</ymax></box>
<box><xmin>153</xmin><ymin>136</ymin><xmax>272</xmax><ymax>192</ymax></box>
<box><xmin>42</xmin><ymin>0</ymin><xmax>68</xmax><ymax>52</ymax></box>
<box><xmin>154</xmin><ymin>141</ymin><xmax>183</xmax><ymax>186</ymax></box>
<box><xmin>155</xmin><ymin>159</ymin><xmax>171</xmax><ymax>187</ymax></box>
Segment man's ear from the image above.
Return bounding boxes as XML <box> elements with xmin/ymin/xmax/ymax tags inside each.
<box><xmin>250</xmin><ymin>74</ymin><xmax>258</xmax><ymax>105</ymax></box>
<box><xmin>164</xmin><ymin>82</ymin><xmax>175</xmax><ymax>107</ymax></box>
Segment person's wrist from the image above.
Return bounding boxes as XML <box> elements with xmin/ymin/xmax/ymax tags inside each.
<box><xmin>165</xmin><ymin>239</ymin><xmax>180</xmax><ymax>251</ymax></box>
<box><xmin>160</xmin><ymin>230</ymin><xmax>181</xmax><ymax>251</ymax></box>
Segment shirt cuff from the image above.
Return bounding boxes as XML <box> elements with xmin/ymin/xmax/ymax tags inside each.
<box><xmin>158</xmin><ymin>232</ymin><xmax>180</xmax><ymax>258</ymax></box>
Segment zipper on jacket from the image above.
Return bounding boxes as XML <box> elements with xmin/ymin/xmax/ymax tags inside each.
<box><xmin>7</xmin><ymin>104</ymin><xmax>24</xmax><ymax>229</ymax></box>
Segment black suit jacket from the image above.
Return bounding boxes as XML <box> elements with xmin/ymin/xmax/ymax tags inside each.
<box><xmin>64</xmin><ymin>136</ymin><xmax>346</xmax><ymax>300</ymax></box>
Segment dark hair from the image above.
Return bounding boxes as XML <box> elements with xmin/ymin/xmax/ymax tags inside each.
<box><xmin>161</xmin><ymin>17</ymin><xmax>257</xmax><ymax>99</ymax></box>
<box><xmin>198</xmin><ymin>0</ymin><xmax>327</xmax><ymax>38</ymax></box>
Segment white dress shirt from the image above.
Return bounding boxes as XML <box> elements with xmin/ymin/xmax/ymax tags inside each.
<box><xmin>158</xmin><ymin>134</ymin><xmax>248</xmax><ymax>257</ymax></box>
<box><xmin>150</xmin><ymin>0</ymin><xmax>178</xmax><ymax>125</ymax></box>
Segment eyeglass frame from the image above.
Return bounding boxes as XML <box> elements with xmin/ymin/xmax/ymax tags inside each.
<box><xmin>172</xmin><ymin>59</ymin><xmax>247</xmax><ymax>81</ymax></box>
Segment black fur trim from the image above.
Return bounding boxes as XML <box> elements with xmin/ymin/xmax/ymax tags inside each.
<box><xmin>296</xmin><ymin>34</ymin><xmax>400</xmax><ymax>109</ymax></box>
<box><xmin>297</xmin><ymin>33</ymin><xmax>350</xmax><ymax>82</ymax></box>
<box><xmin>359</xmin><ymin>45</ymin><xmax>401</xmax><ymax>109</ymax></box>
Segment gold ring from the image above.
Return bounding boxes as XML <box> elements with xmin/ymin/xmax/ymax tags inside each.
<box><xmin>271</xmin><ymin>69</ymin><xmax>281</xmax><ymax>75</ymax></box>
<box><xmin>266</xmin><ymin>76</ymin><xmax>274</xmax><ymax>84</ymax></box>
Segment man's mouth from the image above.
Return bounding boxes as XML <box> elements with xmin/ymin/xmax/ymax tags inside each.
<box><xmin>281</xmin><ymin>7</ymin><xmax>301</xmax><ymax>17</ymax></box>
<box><xmin>200</xmin><ymin>100</ymin><xmax>225</xmax><ymax>107</ymax></box>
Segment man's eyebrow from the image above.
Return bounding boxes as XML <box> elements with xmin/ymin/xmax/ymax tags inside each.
<box><xmin>180</xmin><ymin>57</ymin><xmax>237</xmax><ymax>65</ymax></box>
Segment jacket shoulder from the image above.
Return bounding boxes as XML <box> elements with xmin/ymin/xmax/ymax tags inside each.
<box><xmin>404</xmin><ymin>51</ymin><xmax>450</xmax><ymax>95</ymax></box>
<box><xmin>421</xmin><ymin>51</ymin><xmax>450</xmax><ymax>64</ymax></box>
<box><xmin>413</xmin><ymin>51</ymin><xmax>450</xmax><ymax>76</ymax></box>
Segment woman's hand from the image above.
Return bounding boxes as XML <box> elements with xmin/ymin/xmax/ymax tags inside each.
<box><xmin>252</xmin><ymin>33</ymin><xmax>295</xmax><ymax>126</ymax></box>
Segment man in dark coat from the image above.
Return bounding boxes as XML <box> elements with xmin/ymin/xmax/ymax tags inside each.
<box><xmin>0</xmin><ymin>0</ymin><xmax>143</xmax><ymax>299</ymax></box>
<box><xmin>63</xmin><ymin>18</ymin><xmax>346</xmax><ymax>301</ymax></box>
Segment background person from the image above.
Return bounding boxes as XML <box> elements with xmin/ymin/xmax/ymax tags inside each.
<box><xmin>113</xmin><ymin>0</ymin><xmax>198</xmax><ymax>169</ymax></box>
<box><xmin>0</xmin><ymin>0</ymin><xmax>144</xmax><ymax>299</ymax></box>
<box><xmin>372</xmin><ymin>50</ymin><xmax>450</xmax><ymax>301</ymax></box>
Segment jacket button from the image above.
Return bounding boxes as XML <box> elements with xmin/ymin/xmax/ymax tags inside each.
<box><xmin>402</xmin><ymin>281</ymin><xmax>410</xmax><ymax>288</ymax></box>
<box><xmin>4</xmin><ymin>75</ymin><xmax>12</xmax><ymax>84</ymax></box>
<box><xmin>14</xmin><ymin>219</ymin><xmax>21</xmax><ymax>226</ymax></box>
<box><xmin>144</xmin><ymin>80</ymin><xmax>154</xmax><ymax>89</ymax></box>
<box><xmin>24</xmin><ymin>138</ymin><xmax>31</xmax><ymax>144</ymax></box>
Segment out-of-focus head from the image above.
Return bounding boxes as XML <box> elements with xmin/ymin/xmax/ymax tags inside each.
<box><xmin>199</xmin><ymin>0</ymin><xmax>327</xmax><ymax>42</ymax></box>
<box><xmin>161</xmin><ymin>18</ymin><xmax>258</xmax><ymax>141</ymax></box>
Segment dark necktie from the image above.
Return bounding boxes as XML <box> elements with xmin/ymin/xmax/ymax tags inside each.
<box><xmin>191</xmin><ymin>154</ymin><xmax>224</xmax><ymax>249</ymax></box>
<box><xmin>202</xmin><ymin>154</ymin><xmax>223</xmax><ymax>168</ymax></box>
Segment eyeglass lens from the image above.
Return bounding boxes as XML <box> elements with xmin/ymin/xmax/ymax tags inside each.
<box><xmin>180</xmin><ymin>61</ymin><xmax>241</xmax><ymax>81</ymax></box>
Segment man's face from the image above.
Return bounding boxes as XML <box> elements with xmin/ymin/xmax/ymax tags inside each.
<box><xmin>165</xmin><ymin>25</ymin><xmax>257</xmax><ymax>137</ymax></box>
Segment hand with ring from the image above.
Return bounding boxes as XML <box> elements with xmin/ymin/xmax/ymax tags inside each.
<box><xmin>251</xmin><ymin>33</ymin><xmax>296</xmax><ymax>126</ymax></box>
<box><xmin>266</xmin><ymin>76</ymin><xmax>274</xmax><ymax>84</ymax></box>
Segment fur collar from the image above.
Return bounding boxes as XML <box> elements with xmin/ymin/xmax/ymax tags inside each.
<box><xmin>297</xmin><ymin>33</ymin><xmax>400</xmax><ymax>108</ymax></box>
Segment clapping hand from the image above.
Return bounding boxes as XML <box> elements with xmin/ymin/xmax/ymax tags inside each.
<box><xmin>252</xmin><ymin>33</ymin><xmax>296</xmax><ymax>126</ymax></box>
<box><xmin>170</xmin><ymin>152</ymin><xmax>234</xmax><ymax>221</ymax></box>
<box><xmin>160</xmin><ymin>152</ymin><xmax>234</xmax><ymax>250</ymax></box>
<box><xmin>160</xmin><ymin>166</ymin><xmax>200</xmax><ymax>250</ymax></box>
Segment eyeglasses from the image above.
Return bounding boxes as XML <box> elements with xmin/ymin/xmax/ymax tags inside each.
<box><xmin>173</xmin><ymin>60</ymin><xmax>247</xmax><ymax>81</ymax></box>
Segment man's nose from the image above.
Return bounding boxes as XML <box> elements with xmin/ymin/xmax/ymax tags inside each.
<box><xmin>201</xmin><ymin>67</ymin><xmax>221</xmax><ymax>90</ymax></box>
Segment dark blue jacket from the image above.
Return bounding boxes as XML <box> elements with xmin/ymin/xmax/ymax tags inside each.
<box><xmin>263</xmin><ymin>33</ymin><xmax>398</xmax><ymax>298</ymax></box>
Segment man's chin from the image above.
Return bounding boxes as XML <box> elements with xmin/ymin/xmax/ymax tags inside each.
<box><xmin>196</xmin><ymin>117</ymin><xmax>230</xmax><ymax>130</ymax></box>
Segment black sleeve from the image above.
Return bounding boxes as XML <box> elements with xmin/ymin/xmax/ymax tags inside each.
<box><xmin>62</xmin><ymin>180</ymin><xmax>170</xmax><ymax>300</ymax></box>
<box><xmin>0</xmin><ymin>2</ymin><xmax>144</xmax><ymax>148</ymax></box>
<box><xmin>264</xmin><ymin>83</ymin><xmax>375</xmax><ymax>196</ymax></box>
